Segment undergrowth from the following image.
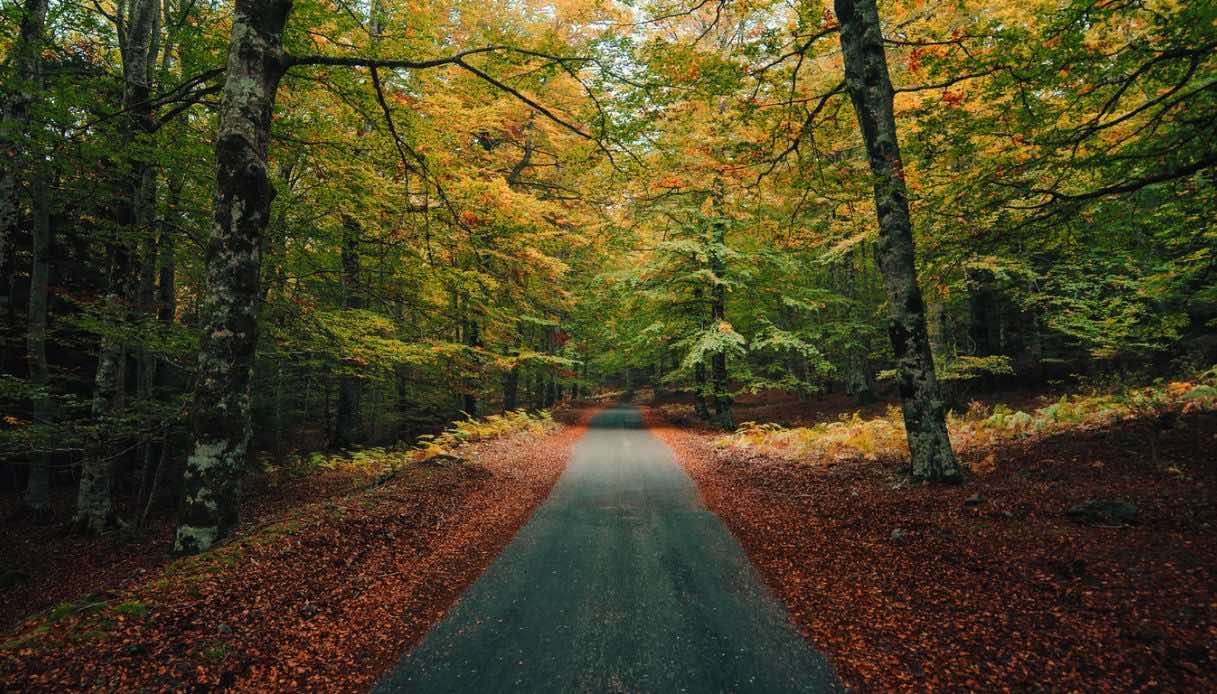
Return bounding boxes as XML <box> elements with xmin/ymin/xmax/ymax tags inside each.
<box><xmin>411</xmin><ymin>410</ymin><xmax>557</xmax><ymax>462</ymax></box>
<box><xmin>717</xmin><ymin>367</ymin><xmax>1217</xmax><ymax>474</ymax></box>
<box><xmin>258</xmin><ymin>409</ymin><xmax>558</xmax><ymax>483</ymax></box>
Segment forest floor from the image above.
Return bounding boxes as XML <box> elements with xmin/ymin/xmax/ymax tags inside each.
<box><xmin>647</xmin><ymin>393</ymin><xmax>1217</xmax><ymax>691</ymax></box>
<box><xmin>0</xmin><ymin>408</ymin><xmax>594</xmax><ymax>691</ymax></box>
<box><xmin>4</xmin><ymin>388</ymin><xmax>1215</xmax><ymax>692</ymax></box>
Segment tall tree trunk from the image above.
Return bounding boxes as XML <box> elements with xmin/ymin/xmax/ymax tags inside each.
<box><xmin>582</xmin><ymin>357</ymin><xmax>590</xmax><ymax>398</ymax></box>
<box><xmin>693</xmin><ymin>362</ymin><xmax>711</xmax><ymax>419</ymax></box>
<box><xmin>77</xmin><ymin>0</ymin><xmax>162</xmax><ymax>533</ymax></box>
<box><xmin>539</xmin><ymin>327</ymin><xmax>556</xmax><ymax>409</ymax></box>
<box><xmin>8</xmin><ymin>0</ymin><xmax>52</xmax><ymax>516</ymax></box>
<box><xmin>840</xmin><ymin>248</ymin><xmax>876</xmax><ymax>403</ymax></box>
<box><xmin>691</xmin><ymin>287</ymin><xmax>711</xmax><ymax>419</ymax></box>
<box><xmin>134</xmin><ymin>210</ymin><xmax>160</xmax><ymax>505</ymax></box>
<box><xmin>503</xmin><ymin>351</ymin><xmax>519</xmax><ymax>411</ymax></box>
<box><xmin>0</xmin><ymin>0</ymin><xmax>49</xmax><ymax>312</ymax></box>
<box><xmin>844</xmin><ymin>348</ymin><xmax>876</xmax><ymax>404</ymax></box>
<box><xmin>23</xmin><ymin>173</ymin><xmax>52</xmax><ymax>516</ymax></box>
<box><xmin>334</xmin><ymin>214</ymin><xmax>364</xmax><ymax>447</ymax></box>
<box><xmin>173</xmin><ymin>0</ymin><xmax>291</xmax><ymax>554</ymax></box>
<box><xmin>927</xmin><ymin>297</ymin><xmax>947</xmax><ymax>360</ymax></box>
<box><xmin>462</xmin><ymin>318</ymin><xmax>481</xmax><ymax>417</ymax></box>
<box><xmin>334</xmin><ymin>2</ymin><xmax>382</xmax><ymax>442</ymax></box>
<box><xmin>140</xmin><ymin>174</ymin><xmax>183</xmax><ymax>518</ymax></box>
<box><xmin>395</xmin><ymin>369</ymin><xmax>411</xmax><ymax>438</ymax></box>
<box><xmin>966</xmin><ymin>267</ymin><xmax>999</xmax><ymax>357</ymax></box>
<box><xmin>1025</xmin><ymin>302</ymin><xmax>1045</xmax><ymax>384</ymax></box>
<box><xmin>836</xmin><ymin>0</ymin><xmax>959</xmax><ymax>481</ymax></box>
<box><xmin>709</xmin><ymin>220</ymin><xmax>733</xmax><ymax>431</ymax></box>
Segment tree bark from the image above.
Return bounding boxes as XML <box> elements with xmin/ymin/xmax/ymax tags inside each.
<box><xmin>693</xmin><ymin>363</ymin><xmax>711</xmax><ymax>419</ymax></box>
<box><xmin>23</xmin><ymin>172</ymin><xmax>52</xmax><ymax>516</ymax></box>
<box><xmin>709</xmin><ymin>220</ymin><xmax>733</xmax><ymax>431</ymax></box>
<box><xmin>137</xmin><ymin>173</ymin><xmax>182</xmax><ymax>519</ymax></box>
<box><xmin>134</xmin><ymin>203</ymin><xmax>160</xmax><ymax>506</ymax></box>
<box><xmin>173</xmin><ymin>0</ymin><xmax>291</xmax><ymax>554</ymax></box>
<box><xmin>927</xmin><ymin>297</ymin><xmax>947</xmax><ymax>360</ymax></box>
<box><xmin>844</xmin><ymin>347</ymin><xmax>877</xmax><ymax>404</ymax></box>
<box><xmin>6</xmin><ymin>0</ymin><xmax>52</xmax><ymax>515</ymax></box>
<box><xmin>532</xmin><ymin>371</ymin><xmax>545</xmax><ymax>410</ymax></box>
<box><xmin>76</xmin><ymin>0</ymin><xmax>163</xmax><ymax>533</ymax></box>
<box><xmin>835</xmin><ymin>0</ymin><xmax>959</xmax><ymax>481</ymax></box>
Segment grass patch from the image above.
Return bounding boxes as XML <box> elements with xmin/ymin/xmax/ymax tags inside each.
<box><xmin>1</xmin><ymin>625</ymin><xmax>49</xmax><ymax>651</ymax></box>
<box><xmin>46</xmin><ymin>600</ymin><xmax>107</xmax><ymax>624</ymax></box>
<box><xmin>111</xmin><ymin>600</ymin><xmax>150</xmax><ymax>618</ymax></box>
<box><xmin>198</xmin><ymin>641</ymin><xmax>232</xmax><ymax>663</ymax></box>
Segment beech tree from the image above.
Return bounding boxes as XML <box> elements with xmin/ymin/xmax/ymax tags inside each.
<box><xmin>833</xmin><ymin>0</ymin><xmax>959</xmax><ymax>481</ymax></box>
<box><xmin>174</xmin><ymin>0</ymin><xmax>607</xmax><ymax>553</ymax></box>
<box><xmin>5</xmin><ymin>0</ymin><xmax>52</xmax><ymax>516</ymax></box>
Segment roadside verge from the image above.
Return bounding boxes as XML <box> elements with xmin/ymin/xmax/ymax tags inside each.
<box><xmin>1</xmin><ymin>408</ymin><xmax>597</xmax><ymax>692</ymax></box>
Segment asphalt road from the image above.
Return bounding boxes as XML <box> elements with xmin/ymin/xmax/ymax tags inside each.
<box><xmin>374</xmin><ymin>406</ymin><xmax>839</xmax><ymax>693</ymax></box>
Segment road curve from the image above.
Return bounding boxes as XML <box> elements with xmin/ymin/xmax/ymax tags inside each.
<box><xmin>374</xmin><ymin>406</ymin><xmax>839</xmax><ymax>693</ymax></box>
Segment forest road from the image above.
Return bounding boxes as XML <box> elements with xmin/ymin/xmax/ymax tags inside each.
<box><xmin>373</xmin><ymin>405</ymin><xmax>840</xmax><ymax>693</ymax></box>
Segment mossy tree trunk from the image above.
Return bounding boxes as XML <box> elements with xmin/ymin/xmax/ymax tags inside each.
<box><xmin>77</xmin><ymin>0</ymin><xmax>162</xmax><ymax>533</ymax></box>
<box><xmin>173</xmin><ymin>0</ymin><xmax>292</xmax><ymax>554</ymax></box>
<box><xmin>835</xmin><ymin>0</ymin><xmax>959</xmax><ymax>482</ymax></box>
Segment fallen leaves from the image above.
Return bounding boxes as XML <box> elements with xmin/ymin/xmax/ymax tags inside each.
<box><xmin>0</xmin><ymin>411</ymin><xmax>595</xmax><ymax>692</ymax></box>
<box><xmin>648</xmin><ymin>405</ymin><xmax>1217</xmax><ymax>691</ymax></box>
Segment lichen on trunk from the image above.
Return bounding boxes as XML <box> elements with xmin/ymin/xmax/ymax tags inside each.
<box><xmin>173</xmin><ymin>0</ymin><xmax>292</xmax><ymax>554</ymax></box>
<box><xmin>835</xmin><ymin>0</ymin><xmax>959</xmax><ymax>482</ymax></box>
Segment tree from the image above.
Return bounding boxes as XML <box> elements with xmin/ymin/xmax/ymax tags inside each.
<box><xmin>75</xmin><ymin>0</ymin><xmax>165</xmax><ymax>533</ymax></box>
<box><xmin>834</xmin><ymin>0</ymin><xmax>959</xmax><ymax>481</ymax></box>
<box><xmin>2</xmin><ymin>0</ymin><xmax>51</xmax><ymax>515</ymax></box>
<box><xmin>174</xmin><ymin>0</ymin><xmax>606</xmax><ymax>553</ymax></box>
<box><xmin>173</xmin><ymin>0</ymin><xmax>292</xmax><ymax>553</ymax></box>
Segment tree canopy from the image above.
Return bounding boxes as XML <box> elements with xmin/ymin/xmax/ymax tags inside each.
<box><xmin>2</xmin><ymin>0</ymin><xmax>1214</xmax><ymax>549</ymax></box>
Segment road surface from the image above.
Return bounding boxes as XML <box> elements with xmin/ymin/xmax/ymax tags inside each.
<box><xmin>375</xmin><ymin>406</ymin><xmax>839</xmax><ymax>693</ymax></box>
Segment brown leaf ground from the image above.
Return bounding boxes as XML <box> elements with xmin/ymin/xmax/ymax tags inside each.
<box><xmin>646</xmin><ymin>406</ymin><xmax>1217</xmax><ymax>692</ymax></box>
<box><xmin>1</xmin><ymin>409</ymin><xmax>595</xmax><ymax>692</ymax></box>
<box><xmin>0</xmin><ymin>463</ymin><xmax>379</xmax><ymax>631</ymax></box>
